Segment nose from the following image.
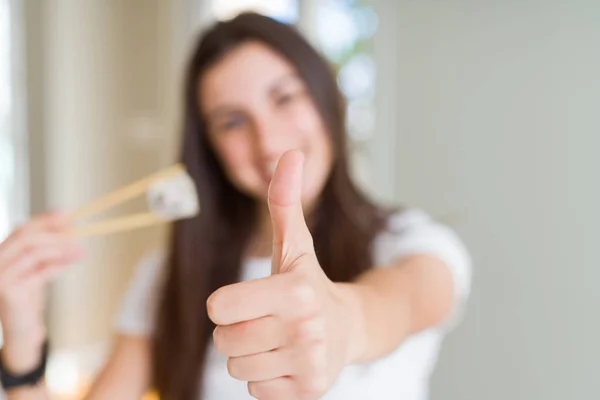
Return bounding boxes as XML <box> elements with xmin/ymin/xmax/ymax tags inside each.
<box><xmin>252</xmin><ymin>116</ymin><xmax>289</xmax><ymax>164</ymax></box>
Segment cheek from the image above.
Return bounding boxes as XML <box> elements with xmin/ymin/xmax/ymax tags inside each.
<box><xmin>290</xmin><ymin>102</ymin><xmax>324</xmax><ymax>136</ymax></box>
<box><xmin>211</xmin><ymin>134</ymin><xmax>256</xmax><ymax>181</ymax></box>
<box><xmin>290</xmin><ymin>105</ymin><xmax>334</xmax><ymax>198</ymax></box>
<box><xmin>304</xmin><ymin>133</ymin><xmax>333</xmax><ymax>200</ymax></box>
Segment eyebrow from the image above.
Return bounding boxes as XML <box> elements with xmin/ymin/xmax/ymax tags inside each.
<box><xmin>267</xmin><ymin>73</ymin><xmax>302</xmax><ymax>95</ymax></box>
<box><xmin>204</xmin><ymin>105</ymin><xmax>242</xmax><ymax>122</ymax></box>
<box><xmin>204</xmin><ymin>73</ymin><xmax>303</xmax><ymax>120</ymax></box>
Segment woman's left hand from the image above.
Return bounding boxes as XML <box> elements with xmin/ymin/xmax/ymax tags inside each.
<box><xmin>207</xmin><ymin>150</ymin><xmax>366</xmax><ymax>400</ymax></box>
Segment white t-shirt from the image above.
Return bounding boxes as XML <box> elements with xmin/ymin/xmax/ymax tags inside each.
<box><xmin>115</xmin><ymin>209</ymin><xmax>472</xmax><ymax>400</ymax></box>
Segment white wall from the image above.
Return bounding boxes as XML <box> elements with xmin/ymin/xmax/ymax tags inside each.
<box><xmin>368</xmin><ymin>1</ymin><xmax>600</xmax><ymax>399</ymax></box>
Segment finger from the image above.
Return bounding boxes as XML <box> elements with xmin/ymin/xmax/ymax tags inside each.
<box><xmin>268</xmin><ymin>150</ymin><xmax>314</xmax><ymax>274</ymax></box>
<box><xmin>0</xmin><ymin>241</ymin><xmax>82</xmax><ymax>290</ymax></box>
<box><xmin>1</xmin><ymin>230</ymin><xmax>82</xmax><ymax>266</ymax></box>
<box><xmin>227</xmin><ymin>349</ymin><xmax>292</xmax><ymax>382</ymax></box>
<box><xmin>247</xmin><ymin>377</ymin><xmax>295</xmax><ymax>400</ymax></box>
<box><xmin>0</xmin><ymin>212</ymin><xmax>72</xmax><ymax>264</ymax></box>
<box><xmin>0</xmin><ymin>232</ymin><xmax>80</xmax><ymax>274</ymax></box>
<box><xmin>3</xmin><ymin>248</ymin><xmax>83</xmax><ymax>300</ymax></box>
<box><xmin>207</xmin><ymin>273</ymin><xmax>317</xmax><ymax>325</ymax></box>
<box><xmin>24</xmin><ymin>260</ymin><xmax>73</xmax><ymax>289</ymax></box>
<box><xmin>7</xmin><ymin>262</ymin><xmax>63</xmax><ymax>296</ymax></box>
<box><xmin>13</xmin><ymin>211</ymin><xmax>69</xmax><ymax>237</ymax></box>
<box><xmin>213</xmin><ymin>316</ymin><xmax>285</xmax><ymax>357</ymax></box>
<box><xmin>207</xmin><ymin>274</ymin><xmax>287</xmax><ymax>325</ymax></box>
<box><xmin>24</xmin><ymin>210</ymin><xmax>69</xmax><ymax>231</ymax></box>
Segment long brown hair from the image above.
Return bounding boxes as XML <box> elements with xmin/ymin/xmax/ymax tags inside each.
<box><xmin>152</xmin><ymin>12</ymin><xmax>389</xmax><ymax>399</ymax></box>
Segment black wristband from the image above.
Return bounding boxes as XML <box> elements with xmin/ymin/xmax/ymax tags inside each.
<box><xmin>0</xmin><ymin>340</ymin><xmax>48</xmax><ymax>390</ymax></box>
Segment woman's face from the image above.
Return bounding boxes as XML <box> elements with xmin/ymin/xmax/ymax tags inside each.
<box><xmin>199</xmin><ymin>41</ymin><xmax>334</xmax><ymax>206</ymax></box>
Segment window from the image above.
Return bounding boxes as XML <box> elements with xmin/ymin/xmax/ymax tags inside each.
<box><xmin>314</xmin><ymin>0</ymin><xmax>378</xmax><ymax>141</ymax></box>
<box><xmin>210</xmin><ymin>0</ymin><xmax>299</xmax><ymax>23</ymax></box>
<box><xmin>0</xmin><ymin>0</ymin><xmax>14</xmax><ymax>240</ymax></box>
<box><xmin>0</xmin><ymin>0</ymin><xmax>18</xmax><ymax>377</ymax></box>
<box><xmin>311</xmin><ymin>0</ymin><xmax>378</xmax><ymax>187</ymax></box>
<box><xmin>0</xmin><ymin>0</ymin><xmax>27</xmax><ymax>241</ymax></box>
<box><xmin>0</xmin><ymin>0</ymin><xmax>28</xmax><ymax>367</ymax></box>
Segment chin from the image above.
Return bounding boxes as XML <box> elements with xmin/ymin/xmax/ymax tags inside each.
<box><xmin>245</xmin><ymin>185</ymin><xmax>270</xmax><ymax>203</ymax></box>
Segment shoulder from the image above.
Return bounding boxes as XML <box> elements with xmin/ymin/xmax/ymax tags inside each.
<box><xmin>372</xmin><ymin>208</ymin><xmax>473</xmax><ymax>329</ymax></box>
<box><xmin>124</xmin><ymin>249</ymin><xmax>168</xmax><ymax>303</ymax></box>
<box><xmin>373</xmin><ymin>208</ymin><xmax>471</xmax><ymax>270</ymax></box>
<box><xmin>114</xmin><ymin>249</ymin><xmax>168</xmax><ymax>336</ymax></box>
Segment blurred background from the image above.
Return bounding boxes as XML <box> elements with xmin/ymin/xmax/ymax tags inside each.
<box><xmin>1</xmin><ymin>0</ymin><xmax>599</xmax><ymax>399</ymax></box>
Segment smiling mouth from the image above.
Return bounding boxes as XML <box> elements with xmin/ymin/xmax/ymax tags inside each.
<box><xmin>261</xmin><ymin>171</ymin><xmax>274</xmax><ymax>186</ymax></box>
<box><xmin>261</xmin><ymin>162</ymin><xmax>277</xmax><ymax>184</ymax></box>
<box><xmin>267</xmin><ymin>161</ymin><xmax>278</xmax><ymax>175</ymax></box>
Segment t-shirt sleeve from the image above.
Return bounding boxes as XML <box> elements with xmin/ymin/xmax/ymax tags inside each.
<box><xmin>371</xmin><ymin>209</ymin><xmax>473</xmax><ymax>332</ymax></box>
<box><xmin>114</xmin><ymin>250</ymin><xmax>166</xmax><ymax>336</ymax></box>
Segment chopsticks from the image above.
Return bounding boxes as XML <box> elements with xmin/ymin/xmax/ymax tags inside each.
<box><xmin>71</xmin><ymin>212</ymin><xmax>164</xmax><ymax>238</ymax></box>
<box><xmin>68</xmin><ymin>163</ymin><xmax>192</xmax><ymax>237</ymax></box>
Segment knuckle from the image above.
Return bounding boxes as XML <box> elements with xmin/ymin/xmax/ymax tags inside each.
<box><xmin>247</xmin><ymin>382</ymin><xmax>259</xmax><ymax>399</ymax></box>
<box><xmin>212</xmin><ymin>327</ymin><xmax>226</xmax><ymax>354</ymax></box>
<box><xmin>226</xmin><ymin>357</ymin><xmax>243</xmax><ymax>380</ymax></box>
<box><xmin>312</xmin><ymin>376</ymin><xmax>329</xmax><ymax>396</ymax></box>
<box><xmin>15</xmin><ymin>220</ymin><xmax>43</xmax><ymax>238</ymax></box>
<box><xmin>306</xmin><ymin>344</ymin><xmax>327</xmax><ymax>373</ymax></box>
<box><xmin>301</xmin><ymin>374</ymin><xmax>329</xmax><ymax>399</ymax></box>
<box><xmin>17</xmin><ymin>234</ymin><xmax>40</xmax><ymax>254</ymax></box>
<box><xmin>235</xmin><ymin>319</ymin><xmax>252</xmax><ymax>336</ymax></box>
<box><xmin>248</xmin><ymin>381</ymin><xmax>283</xmax><ymax>400</ymax></box>
<box><xmin>206</xmin><ymin>293</ymin><xmax>221</xmax><ymax>323</ymax></box>
<box><xmin>247</xmin><ymin>382</ymin><xmax>264</xmax><ymax>399</ymax></box>
<box><xmin>295</xmin><ymin>317</ymin><xmax>326</xmax><ymax>344</ymax></box>
<box><xmin>247</xmin><ymin>382</ymin><xmax>272</xmax><ymax>400</ymax></box>
<box><xmin>19</xmin><ymin>253</ymin><xmax>36</xmax><ymax>268</ymax></box>
<box><xmin>13</xmin><ymin>225</ymin><xmax>29</xmax><ymax>241</ymax></box>
<box><xmin>289</xmin><ymin>280</ymin><xmax>318</xmax><ymax>316</ymax></box>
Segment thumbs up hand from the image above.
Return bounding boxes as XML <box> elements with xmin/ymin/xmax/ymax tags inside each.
<box><xmin>207</xmin><ymin>150</ymin><xmax>366</xmax><ymax>399</ymax></box>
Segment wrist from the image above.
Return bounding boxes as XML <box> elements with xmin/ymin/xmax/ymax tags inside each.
<box><xmin>1</xmin><ymin>328</ymin><xmax>46</xmax><ymax>374</ymax></box>
<box><xmin>334</xmin><ymin>282</ymin><xmax>370</xmax><ymax>365</ymax></box>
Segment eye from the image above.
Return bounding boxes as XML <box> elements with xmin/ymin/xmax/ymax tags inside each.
<box><xmin>216</xmin><ymin>114</ymin><xmax>247</xmax><ymax>132</ymax></box>
<box><xmin>275</xmin><ymin>92</ymin><xmax>298</xmax><ymax>107</ymax></box>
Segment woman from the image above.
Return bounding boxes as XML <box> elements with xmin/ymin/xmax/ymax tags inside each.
<box><xmin>0</xmin><ymin>12</ymin><xmax>471</xmax><ymax>400</ymax></box>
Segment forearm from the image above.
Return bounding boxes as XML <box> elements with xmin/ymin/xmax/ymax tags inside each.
<box><xmin>5</xmin><ymin>384</ymin><xmax>49</xmax><ymax>400</ymax></box>
<box><xmin>341</xmin><ymin>254</ymin><xmax>455</xmax><ymax>364</ymax></box>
